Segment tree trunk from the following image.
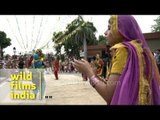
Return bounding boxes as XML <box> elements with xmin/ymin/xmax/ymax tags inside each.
<box><xmin>83</xmin><ymin>34</ymin><xmax>87</xmax><ymax>60</ymax></box>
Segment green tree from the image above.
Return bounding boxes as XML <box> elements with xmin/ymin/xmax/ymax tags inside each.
<box><xmin>52</xmin><ymin>31</ymin><xmax>64</xmax><ymax>44</ymax></box>
<box><xmin>52</xmin><ymin>31</ymin><xmax>64</xmax><ymax>57</ymax></box>
<box><xmin>54</xmin><ymin>44</ymin><xmax>61</xmax><ymax>55</ymax></box>
<box><xmin>151</xmin><ymin>16</ymin><xmax>160</xmax><ymax>32</ymax></box>
<box><xmin>97</xmin><ymin>35</ymin><xmax>106</xmax><ymax>45</ymax></box>
<box><xmin>53</xmin><ymin>16</ymin><xmax>97</xmax><ymax>60</ymax></box>
<box><xmin>76</xmin><ymin>20</ymin><xmax>97</xmax><ymax>60</ymax></box>
<box><xmin>63</xmin><ymin>38</ymin><xmax>80</xmax><ymax>58</ymax></box>
<box><xmin>0</xmin><ymin>31</ymin><xmax>11</xmax><ymax>60</ymax></box>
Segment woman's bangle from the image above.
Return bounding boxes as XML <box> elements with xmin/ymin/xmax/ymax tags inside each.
<box><xmin>89</xmin><ymin>75</ymin><xmax>100</xmax><ymax>88</ymax></box>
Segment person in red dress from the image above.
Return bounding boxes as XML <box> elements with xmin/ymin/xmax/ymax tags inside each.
<box><xmin>53</xmin><ymin>56</ymin><xmax>59</xmax><ymax>80</ymax></box>
<box><xmin>94</xmin><ymin>53</ymin><xmax>104</xmax><ymax>77</ymax></box>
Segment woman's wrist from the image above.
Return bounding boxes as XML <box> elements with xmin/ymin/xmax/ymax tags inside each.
<box><xmin>87</xmin><ymin>71</ymin><xmax>95</xmax><ymax>78</ymax></box>
<box><xmin>89</xmin><ymin>75</ymin><xmax>100</xmax><ymax>88</ymax></box>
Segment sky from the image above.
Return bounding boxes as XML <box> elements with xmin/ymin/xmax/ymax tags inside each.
<box><xmin>0</xmin><ymin>15</ymin><xmax>159</xmax><ymax>55</ymax></box>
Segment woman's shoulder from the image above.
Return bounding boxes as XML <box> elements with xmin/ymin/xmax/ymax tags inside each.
<box><xmin>110</xmin><ymin>42</ymin><xmax>126</xmax><ymax>50</ymax></box>
<box><xmin>110</xmin><ymin>43</ymin><xmax>128</xmax><ymax>57</ymax></box>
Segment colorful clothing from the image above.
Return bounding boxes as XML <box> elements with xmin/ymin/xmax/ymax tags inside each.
<box><xmin>32</xmin><ymin>54</ymin><xmax>43</xmax><ymax>68</ymax></box>
<box><xmin>53</xmin><ymin>59</ymin><xmax>59</xmax><ymax>80</ymax></box>
<box><xmin>108</xmin><ymin>43</ymin><xmax>128</xmax><ymax>75</ymax></box>
<box><xmin>108</xmin><ymin>15</ymin><xmax>160</xmax><ymax>105</ymax></box>
<box><xmin>95</xmin><ymin>59</ymin><xmax>104</xmax><ymax>76</ymax></box>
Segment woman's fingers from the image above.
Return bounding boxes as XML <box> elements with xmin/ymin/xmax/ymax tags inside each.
<box><xmin>81</xmin><ymin>59</ymin><xmax>87</xmax><ymax>63</ymax></box>
<box><xmin>72</xmin><ymin>61</ymin><xmax>82</xmax><ymax>73</ymax></box>
<box><xmin>81</xmin><ymin>59</ymin><xmax>91</xmax><ymax>66</ymax></box>
<box><xmin>72</xmin><ymin>59</ymin><xmax>93</xmax><ymax>75</ymax></box>
<box><xmin>73</xmin><ymin>59</ymin><xmax>81</xmax><ymax>65</ymax></box>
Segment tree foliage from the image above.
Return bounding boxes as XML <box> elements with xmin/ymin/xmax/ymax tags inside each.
<box><xmin>151</xmin><ymin>16</ymin><xmax>160</xmax><ymax>32</ymax></box>
<box><xmin>96</xmin><ymin>35</ymin><xmax>106</xmax><ymax>45</ymax></box>
<box><xmin>0</xmin><ymin>31</ymin><xmax>12</xmax><ymax>59</ymax></box>
<box><xmin>52</xmin><ymin>16</ymin><xmax>97</xmax><ymax>59</ymax></box>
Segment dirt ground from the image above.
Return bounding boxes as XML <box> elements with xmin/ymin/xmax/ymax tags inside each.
<box><xmin>45</xmin><ymin>73</ymin><xmax>106</xmax><ymax>105</ymax></box>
